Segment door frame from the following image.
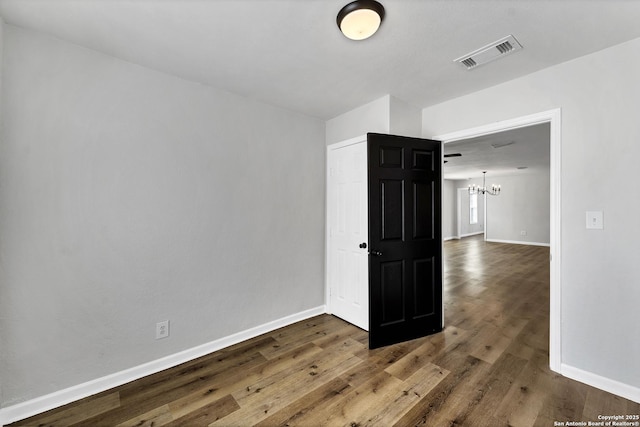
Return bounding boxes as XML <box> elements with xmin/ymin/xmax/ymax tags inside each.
<box><xmin>325</xmin><ymin>134</ymin><xmax>368</xmax><ymax>319</ymax></box>
<box><xmin>432</xmin><ymin>108</ymin><xmax>562</xmax><ymax>372</ymax></box>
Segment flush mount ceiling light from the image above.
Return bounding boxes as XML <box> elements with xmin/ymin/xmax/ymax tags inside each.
<box><xmin>337</xmin><ymin>0</ymin><xmax>385</xmax><ymax>41</ymax></box>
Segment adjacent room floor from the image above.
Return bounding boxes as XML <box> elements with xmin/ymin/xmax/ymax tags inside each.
<box><xmin>10</xmin><ymin>236</ymin><xmax>639</xmax><ymax>426</ymax></box>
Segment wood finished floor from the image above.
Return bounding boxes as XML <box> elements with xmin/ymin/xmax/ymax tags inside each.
<box><xmin>10</xmin><ymin>236</ymin><xmax>640</xmax><ymax>426</ymax></box>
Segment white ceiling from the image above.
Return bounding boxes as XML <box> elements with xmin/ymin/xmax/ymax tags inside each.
<box><xmin>443</xmin><ymin>123</ymin><xmax>550</xmax><ymax>180</ymax></box>
<box><xmin>1</xmin><ymin>1</ymin><xmax>640</xmax><ymax>120</ymax></box>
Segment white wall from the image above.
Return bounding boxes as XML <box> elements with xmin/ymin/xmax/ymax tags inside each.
<box><xmin>326</xmin><ymin>94</ymin><xmax>421</xmax><ymax>146</ymax></box>
<box><xmin>389</xmin><ymin>96</ymin><xmax>421</xmax><ymax>138</ymax></box>
<box><xmin>423</xmin><ymin>37</ymin><xmax>640</xmax><ymax>392</ymax></box>
<box><xmin>486</xmin><ymin>172</ymin><xmax>550</xmax><ymax>245</ymax></box>
<box><xmin>0</xmin><ymin>25</ymin><xmax>326</xmax><ymax>407</ymax></box>
<box><xmin>326</xmin><ymin>95</ymin><xmax>390</xmax><ymax>145</ymax></box>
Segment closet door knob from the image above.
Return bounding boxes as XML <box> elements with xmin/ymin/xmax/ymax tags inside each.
<box><xmin>359</xmin><ymin>242</ymin><xmax>367</xmax><ymax>249</ymax></box>
<box><xmin>370</xmin><ymin>250</ymin><xmax>383</xmax><ymax>257</ymax></box>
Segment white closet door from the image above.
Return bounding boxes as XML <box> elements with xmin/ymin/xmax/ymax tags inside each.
<box><xmin>326</xmin><ymin>137</ymin><xmax>369</xmax><ymax>331</ymax></box>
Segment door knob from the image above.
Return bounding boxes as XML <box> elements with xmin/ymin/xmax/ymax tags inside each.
<box><xmin>370</xmin><ymin>250</ymin><xmax>383</xmax><ymax>256</ymax></box>
<box><xmin>359</xmin><ymin>242</ymin><xmax>367</xmax><ymax>249</ymax></box>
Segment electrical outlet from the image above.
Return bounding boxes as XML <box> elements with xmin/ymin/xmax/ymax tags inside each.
<box><xmin>520</xmin><ymin>230</ymin><xmax>527</xmax><ymax>236</ymax></box>
<box><xmin>156</xmin><ymin>320</ymin><xmax>170</xmax><ymax>340</ymax></box>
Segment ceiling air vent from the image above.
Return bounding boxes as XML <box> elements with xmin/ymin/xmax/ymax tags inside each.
<box><xmin>461</xmin><ymin>58</ymin><xmax>477</xmax><ymax>68</ymax></box>
<box><xmin>491</xmin><ymin>141</ymin><xmax>515</xmax><ymax>149</ymax></box>
<box><xmin>454</xmin><ymin>35</ymin><xmax>523</xmax><ymax>70</ymax></box>
<box><xmin>496</xmin><ymin>40</ymin><xmax>514</xmax><ymax>54</ymax></box>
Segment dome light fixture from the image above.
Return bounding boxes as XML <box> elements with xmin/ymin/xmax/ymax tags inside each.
<box><xmin>337</xmin><ymin>0</ymin><xmax>385</xmax><ymax>41</ymax></box>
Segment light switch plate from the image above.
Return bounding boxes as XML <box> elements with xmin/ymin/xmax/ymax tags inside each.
<box><xmin>586</xmin><ymin>211</ymin><xmax>603</xmax><ymax>230</ymax></box>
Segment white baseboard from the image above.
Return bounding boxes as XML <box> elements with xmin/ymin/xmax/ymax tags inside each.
<box><xmin>444</xmin><ymin>232</ymin><xmax>484</xmax><ymax>241</ymax></box>
<box><xmin>0</xmin><ymin>305</ymin><xmax>326</xmax><ymax>425</ymax></box>
<box><xmin>485</xmin><ymin>238</ymin><xmax>550</xmax><ymax>247</ymax></box>
<box><xmin>460</xmin><ymin>231</ymin><xmax>484</xmax><ymax>238</ymax></box>
<box><xmin>561</xmin><ymin>363</ymin><xmax>640</xmax><ymax>404</ymax></box>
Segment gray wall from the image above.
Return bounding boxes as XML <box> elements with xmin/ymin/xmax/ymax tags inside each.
<box><xmin>0</xmin><ymin>15</ymin><xmax>4</xmax><ymax>409</ymax></box>
<box><xmin>0</xmin><ymin>25</ymin><xmax>325</xmax><ymax>406</ymax></box>
<box><xmin>443</xmin><ymin>173</ymin><xmax>549</xmax><ymax>244</ymax></box>
<box><xmin>423</xmin><ymin>37</ymin><xmax>640</xmax><ymax>390</ymax></box>
<box><xmin>442</xmin><ymin>178</ymin><xmax>485</xmax><ymax>240</ymax></box>
<box><xmin>486</xmin><ymin>172</ymin><xmax>550</xmax><ymax>245</ymax></box>
<box><xmin>442</xmin><ymin>180</ymin><xmax>457</xmax><ymax>239</ymax></box>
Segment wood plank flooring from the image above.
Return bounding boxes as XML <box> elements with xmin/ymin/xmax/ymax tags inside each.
<box><xmin>10</xmin><ymin>236</ymin><xmax>640</xmax><ymax>426</ymax></box>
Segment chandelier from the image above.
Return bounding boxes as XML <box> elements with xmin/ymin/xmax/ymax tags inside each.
<box><xmin>469</xmin><ymin>171</ymin><xmax>501</xmax><ymax>196</ymax></box>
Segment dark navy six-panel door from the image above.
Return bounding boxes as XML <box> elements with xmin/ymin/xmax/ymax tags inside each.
<box><xmin>367</xmin><ymin>133</ymin><xmax>443</xmax><ymax>349</ymax></box>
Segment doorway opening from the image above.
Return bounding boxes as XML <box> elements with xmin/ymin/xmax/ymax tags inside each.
<box><xmin>433</xmin><ymin>108</ymin><xmax>561</xmax><ymax>372</ymax></box>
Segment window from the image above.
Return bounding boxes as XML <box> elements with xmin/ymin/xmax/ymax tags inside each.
<box><xmin>469</xmin><ymin>193</ymin><xmax>478</xmax><ymax>225</ymax></box>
